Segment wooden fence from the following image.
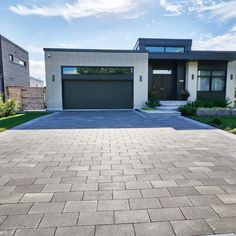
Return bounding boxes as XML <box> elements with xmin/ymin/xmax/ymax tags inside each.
<box><xmin>7</xmin><ymin>86</ymin><xmax>46</xmax><ymax>111</ymax></box>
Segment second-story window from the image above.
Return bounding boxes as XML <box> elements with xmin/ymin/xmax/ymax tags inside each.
<box><xmin>145</xmin><ymin>46</ymin><xmax>185</xmax><ymax>53</ymax></box>
<box><xmin>9</xmin><ymin>54</ymin><xmax>27</xmax><ymax>67</ymax></box>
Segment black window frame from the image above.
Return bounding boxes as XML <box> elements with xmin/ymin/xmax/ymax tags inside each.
<box><xmin>62</xmin><ymin>66</ymin><xmax>134</xmax><ymax>75</ymax></box>
<box><xmin>197</xmin><ymin>69</ymin><xmax>226</xmax><ymax>92</ymax></box>
<box><xmin>145</xmin><ymin>46</ymin><xmax>185</xmax><ymax>53</ymax></box>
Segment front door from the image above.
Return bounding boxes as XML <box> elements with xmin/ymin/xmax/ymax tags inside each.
<box><xmin>152</xmin><ymin>70</ymin><xmax>175</xmax><ymax>100</ymax></box>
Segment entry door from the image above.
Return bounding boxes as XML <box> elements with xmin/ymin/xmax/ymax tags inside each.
<box><xmin>152</xmin><ymin>74</ymin><xmax>174</xmax><ymax>100</ymax></box>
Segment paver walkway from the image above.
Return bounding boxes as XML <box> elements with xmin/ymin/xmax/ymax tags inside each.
<box><xmin>0</xmin><ymin>111</ymin><xmax>236</xmax><ymax>236</ymax></box>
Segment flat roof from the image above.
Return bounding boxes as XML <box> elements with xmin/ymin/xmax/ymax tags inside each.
<box><xmin>148</xmin><ymin>50</ymin><xmax>236</xmax><ymax>61</ymax></box>
<box><xmin>43</xmin><ymin>48</ymin><xmax>146</xmax><ymax>53</ymax></box>
<box><xmin>0</xmin><ymin>35</ymin><xmax>28</xmax><ymax>54</ymax></box>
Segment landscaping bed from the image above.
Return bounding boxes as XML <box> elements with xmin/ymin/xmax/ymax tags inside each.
<box><xmin>0</xmin><ymin>112</ymin><xmax>49</xmax><ymax>132</ymax></box>
<box><xmin>189</xmin><ymin>115</ymin><xmax>236</xmax><ymax>134</ymax></box>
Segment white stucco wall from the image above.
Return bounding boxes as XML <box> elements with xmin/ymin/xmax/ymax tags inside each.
<box><xmin>185</xmin><ymin>61</ymin><xmax>198</xmax><ymax>101</ymax></box>
<box><xmin>226</xmin><ymin>60</ymin><xmax>236</xmax><ymax>107</ymax></box>
<box><xmin>44</xmin><ymin>51</ymin><xmax>148</xmax><ymax>110</ymax></box>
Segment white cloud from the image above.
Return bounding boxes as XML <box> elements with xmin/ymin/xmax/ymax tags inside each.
<box><xmin>193</xmin><ymin>29</ymin><xmax>236</xmax><ymax>50</ymax></box>
<box><xmin>209</xmin><ymin>0</ymin><xmax>236</xmax><ymax>21</ymax></box>
<box><xmin>29</xmin><ymin>60</ymin><xmax>45</xmax><ymax>81</ymax></box>
<box><xmin>158</xmin><ymin>0</ymin><xmax>236</xmax><ymax>21</ymax></box>
<box><xmin>159</xmin><ymin>0</ymin><xmax>183</xmax><ymax>16</ymax></box>
<box><xmin>10</xmin><ymin>0</ymin><xmax>144</xmax><ymax>20</ymax></box>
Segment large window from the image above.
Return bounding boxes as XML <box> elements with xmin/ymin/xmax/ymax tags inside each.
<box><xmin>62</xmin><ymin>66</ymin><xmax>133</xmax><ymax>75</ymax></box>
<box><xmin>145</xmin><ymin>46</ymin><xmax>184</xmax><ymax>53</ymax></box>
<box><xmin>145</xmin><ymin>47</ymin><xmax>165</xmax><ymax>52</ymax></box>
<box><xmin>165</xmin><ymin>47</ymin><xmax>184</xmax><ymax>53</ymax></box>
<box><xmin>197</xmin><ymin>70</ymin><xmax>225</xmax><ymax>92</ymax></box>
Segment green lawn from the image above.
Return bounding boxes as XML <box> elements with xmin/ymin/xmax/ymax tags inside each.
<box><xmin>0</xmin><ymin>112</ymin><xmax>49</xmax><ymax>132</ymax></box>
<box><xmin>189</xmin><ymin>115</ymin><xmax>236</xmax><ymax>134</ymax></box>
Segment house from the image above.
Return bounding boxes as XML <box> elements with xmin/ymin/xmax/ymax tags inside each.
<box><xmin>30</xmin><ymin>77</ymin><xmax>44</xmax><ymax>87</ymax></box>
<box><xmin>44</xmin><ymin>38</ymin><xmax>236</xmax><ymax>110</ymax></box>
<box><xmin>0</xmin><ymin>35</ymin><xmax>30</xmax><ymax>96</ymax></box>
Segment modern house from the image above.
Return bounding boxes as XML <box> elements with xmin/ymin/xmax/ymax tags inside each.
<box><xmin>0</xmin><ymin>35</ymin><xmax>30</xmax><ymax>96</ymax></box>
<box><xmin>44</xmin><ymin>38</ymin><xmax>236</xmax><ymax>110</ymax></box>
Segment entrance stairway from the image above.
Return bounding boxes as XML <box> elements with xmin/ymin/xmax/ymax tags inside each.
<box><xmin>155</xmin><ymin>101</ymin><xmax>188</xmax><ymax>116</ymax></box>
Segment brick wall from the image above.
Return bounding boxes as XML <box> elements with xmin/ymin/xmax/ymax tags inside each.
<box><xmin>7</xmin><ymin>86</ymin><xmax>46</xmax><ymax>111</ymax></box>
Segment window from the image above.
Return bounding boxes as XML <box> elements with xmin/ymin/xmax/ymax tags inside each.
<box><xmin>9</xmin><ymin>54</ymin><xmax>13</xmax><ymax>61</ymax></box>
<box><xmin>145</xmin><ymin>46</ymin><xmax>185</xmax><ymax>53</ymax></box>
<box><xmin>198</xmin><ymin>77</ymin><xmax>210</xmax><ymax>91</ymax></box>
<box><xmin>197</xmin><ymin>70</ymin><xmax>225</xmax><ymax>92</ymax></box>
<box><xmin>62</xmin><ymin>66</ymin><xmax>133</xmax><ymax>75</ymax></box>
<box><xmin>145</xmin><ymin>47</ymin><xmax>165</xmax><ymax>52</ymax></box>
<box><xmin>9</xmin><ymin>54</ymin><xmax>26</xmax><ymax>67</ymax></box>
<box><xmin>212</xmin><ymin>77</ymin><xmax>224</xmax><ymax>91</ymax></box>
<box><xmin>153</xmin><ymin>69</ymin><xmax>172</xmax><ymax>75</ymax></box>
<box><xmin>19</xmin><ymin>59</ymin><xmax>25</xmax><ymax>66</ymax></box>
<box><xmin>165</xmin><ymin>47</ymin><xmax>184</xmax><ymax>53</ymax></box>
<box><xmin>211</xmin><ymin>70</ymin><xmax>225</xmax><ymax>91</ymax></box>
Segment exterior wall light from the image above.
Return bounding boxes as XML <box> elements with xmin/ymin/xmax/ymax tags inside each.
<box><xmin>47</xmin><ymin>54</ymin><xmax>51</xmax><ymax>58</ymax></box>
<box><xmin>230</xmin><ymin>74</ymin><xmax>234</xmax><ymax>80</ymax></box>
<box><xmin>192</xmin><ymin>74</ymin><xmax>194</xmax><ymax>80</ymax></box>
<box><xmin>52</xmin><ymin>75</ymin><xmax>55</xmax><ymax>82</ymax></box>
<box><xmin>139</xmin><ymin>75</ymin><xmax>143</xmax><ymax>82</ymax></box>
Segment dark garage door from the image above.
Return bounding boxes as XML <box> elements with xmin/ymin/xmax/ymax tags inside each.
<box><xmin>62</xmin><ymin>79</ymin><xmax>133</xmax><ymax>109</ymax></box>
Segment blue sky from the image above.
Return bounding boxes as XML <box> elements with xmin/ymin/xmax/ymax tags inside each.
<box><xmin>1</xmin><ymin>0</ymin><xmax>236</xmax><ymax>81</ymax></box>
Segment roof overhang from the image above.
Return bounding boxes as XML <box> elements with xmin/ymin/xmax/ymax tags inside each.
<box><xmin>148</xmin><ymin>51</ymin><xmax>236</xmax><ymax>61</ymax></box>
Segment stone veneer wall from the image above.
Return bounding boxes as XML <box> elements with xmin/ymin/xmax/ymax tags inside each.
<box><xmin>7</xmin><ymin>86</ymin><xmax>46</xmax><ymax>111</ymax></box>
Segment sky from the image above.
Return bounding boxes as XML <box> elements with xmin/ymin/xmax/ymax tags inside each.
<box><xmin>0</xmin><ymin>0</ymin><xmax>236</xmax><ymax>81</ymax></box>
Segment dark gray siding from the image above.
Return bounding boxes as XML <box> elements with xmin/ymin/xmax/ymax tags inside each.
<box><xmin>176</xmin><ymin>61</ymin><xmax>186</xmax><ymax>100</ymax></box>
<box><xmin>198</xmin><ymin>60</ymin><xmax>227</xmax><ymax>70</ymax></box>
<box><xmin>0</xmin><ymin>35</ymin><xmax>30</xmax><ymax>94</ymax></box>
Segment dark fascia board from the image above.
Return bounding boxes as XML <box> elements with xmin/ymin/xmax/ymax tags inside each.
<box><xmin>136</xmin><ymin>38</ymin><xmax>193</xmax><ymax>47</ymax></box>
<box><xmin>43</xmin><ymin>48</ymin><xmax>147</xmax><ymax>53</ymax></box>
<box><xmin>148</xmin><ymin>50</ymin><xmax>236</xmax><ymax>61</ymax></box>
<box><xmin>0</xmin><ymin>35</ymin><xmax>28</xmax><ymax>54</ymax></box>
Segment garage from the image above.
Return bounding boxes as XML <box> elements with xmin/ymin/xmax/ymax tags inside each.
<box><xmin>62</xmin><ymin>66</ymin><xmax>134</xmax><ymax>109</ymax></box>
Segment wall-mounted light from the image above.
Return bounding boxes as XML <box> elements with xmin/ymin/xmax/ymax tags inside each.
<box><xmin>139</xmin><ymin>75</ymin><xmax>142</xmax><ymax>82</ymax></box>
<box><xmin>52</xmin><ymin>75</ymin><xmax>55</xmax><ymax>82</ymax></box>
<box><xmin>192</xmin><ymin>74</ymin><xmax>194</xmax><ymax>80</ymax></box>
<box><xmin>230</xmin><ymin>74</ymin><xmax>234</xmax><ymax>80</ymax></box>
<box><xmin>47</xmin><ymin>54</ymin><xmax>51</xmax><ymax>58</ymax></box>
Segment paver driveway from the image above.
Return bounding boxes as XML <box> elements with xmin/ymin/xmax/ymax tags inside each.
<box><xmin>0</xmin><ymin>111</ymin><xmax>236</xmax><ymax>236</ymax></box>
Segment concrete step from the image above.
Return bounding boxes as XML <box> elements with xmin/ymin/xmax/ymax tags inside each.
<box><xmin>159</xmin><ymin>101</ymin><xmax>187</xmax><ymax>107</ymax></box>
<box><xmin>158</xmin><ymin>106</ymin><xmax>179</xmax><ymax>111</ymax></box>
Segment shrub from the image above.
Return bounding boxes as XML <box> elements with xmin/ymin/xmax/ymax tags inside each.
<box><xmin>211</xmin><ymin>117</ymin><xmax>223</xmax><ymax>125</ymax></box>
<box><xmin>180</xmin><ymin>89</ymin><xmax>190</xmax><ymax>100</ymax></box>
<box><xmin>0</xmin><ymin>94</ymin><xmax>19</xmax><ymax>118</ymax></box>
<box><xmin>178</xmin><ymin>104</ymin><xmax>197</xmax><ymax>116</ymax></box>
<box><xmin>190</xmin><ymin>99</ymin><xmax>231</xmax><ymax>108</ymax></box>
<box><xmin>145</xmin><ymin>100</ymin><xmax>160</xmax><ymax>108</ymax></box>
<box><xmin>214</xmin><ymin>98</ymin><xmax>232</xmax><ymax>108</ymax></box>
